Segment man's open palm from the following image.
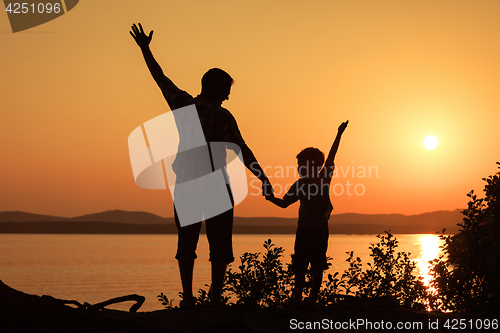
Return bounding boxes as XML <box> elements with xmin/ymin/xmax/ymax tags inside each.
<box><xmin>130</xmin><ymin>23</ymin><xmax>153</xmax><ymax>49</ymax></box>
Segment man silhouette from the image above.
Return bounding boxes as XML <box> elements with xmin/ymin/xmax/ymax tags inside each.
<box><xmin>130</xmin><ymin>23</ymin><xmax>273</xmax><ymax>307</ymax></box>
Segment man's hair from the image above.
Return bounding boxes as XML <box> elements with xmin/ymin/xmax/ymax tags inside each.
<box><xmin>201</xmin><ymin>68</ymin><xmax>234</xmax><ymax>98</ymax></box>
<box><xmin>296</xmin><ymin>147</ymin><xmax>325</xmax><ymax>167</ymax></box>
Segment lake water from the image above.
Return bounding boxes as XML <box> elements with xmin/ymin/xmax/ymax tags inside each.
<box><xmin>0</xmin><ymin>234</ymin><xmax>442</xmax><ymax>311</ymax></box>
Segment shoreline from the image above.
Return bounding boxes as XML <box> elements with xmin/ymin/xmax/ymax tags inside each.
<box><xmin>0</xmin><ymin>280</ymin><xmax>484</xmax><ymax>333</ymax></box>
<box><xmin>0</xmin><ymin>221</ymin><xmax>459</xmax><ymax>235</ymax></box>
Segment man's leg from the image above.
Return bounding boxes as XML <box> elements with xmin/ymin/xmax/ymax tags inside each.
<box><xmin>174</xmin><ymin>209</ymin><xmax>201</xmax><ymax>306</ymax></box>
<box><xmin>178</xmin><ymin>258</ymin><xmax>195</xmax><ymax>301</ymax></box>
<box><xmin>205</xmin><ymin>207</ymin><xmax>234</xmax><ymax>305</ymax></box>
<box><xmin>211</xmin><ymin>261</ymin><xmax>227</xmax><ymax>305</ymax></box>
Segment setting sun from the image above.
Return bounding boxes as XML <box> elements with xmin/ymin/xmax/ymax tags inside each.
<box><xmin>423</xmin><ymin>136</ymin><xmax>439</xmax><ymax>150</ymax></box>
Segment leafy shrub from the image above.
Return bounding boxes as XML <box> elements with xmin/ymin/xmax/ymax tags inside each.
<box><xmin>225</xmin><ymin>239</ymin><xmax>294</xmax><ymax>307</ymax></box>
<box><xmin>430</xmin><ymin>162</ymin><xmax>500</xmax><ymax>312</ymax></box>
<box><xmin>157</xmin><ymin>284</ymin><xmax>230</xmax><ymax>309</ymax></box>
<box><xmin>157</xmin><ymin>292</ymin><xmax>175</xmax><ymax>309</ymax></box>
<box><xmin>335</xmin><ymin>232</ymin><xmax>428</xmax><ymax>310</ymax></box>
<box><xmin>159</xmin><ymin>233</ymin><xmax>428</xmax><ymax>309</ymax></box>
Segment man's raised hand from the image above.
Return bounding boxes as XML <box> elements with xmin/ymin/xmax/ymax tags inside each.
<box><xmin>130</xmin><ymin>23</ymin><xmax>153</xmax><ymax>49</ymax></box>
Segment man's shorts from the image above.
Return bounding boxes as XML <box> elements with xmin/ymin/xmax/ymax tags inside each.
<box><xmin>174</xmin><ymin>207</ymin><xmax>234</xmax><ymax>264</ymax></box>
<box><xmin>292</xmin><ymin>223</ymin><xmax>329</xmax><ymax>272</ymax></box>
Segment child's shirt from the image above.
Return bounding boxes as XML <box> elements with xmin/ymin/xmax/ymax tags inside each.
<box><xmin>283</xmin><ymin>168</ymin><xmax>334</xmax><ymax>230</ymax></box>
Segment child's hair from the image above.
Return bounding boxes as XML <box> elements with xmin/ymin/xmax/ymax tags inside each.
<box><xmin>296</xmin><ymin>147</ymin><xmax>325</xmax><ymax>167</ymax></box>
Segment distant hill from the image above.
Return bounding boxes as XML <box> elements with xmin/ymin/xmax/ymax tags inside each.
<box><xmin>0</xmin><ymin>209</ymin><xmax>464</xmax><ymax>234</ymax></box>
<box><xmin>70</xmin><ymin>210</ymin><xmax>170</xmax><ymax>225</ymax></box>
<box><xmin>329</xmin><ymin>210</ymin><xmax>463</xmax><ymax>234</ymax></box>
<box><xmin>0</xmin><ymin>210</ymin><xmax>172</xmax><ymax>224</ymax></box>
<box><xmin>0</xmin><ymin>211</ymin><xmax>68</xmax><ymax>222</ymax></box>
<box><xmin>231</xmin><ymin>210</ymin><xmax>463</xmax><ymax>234</ymax></box>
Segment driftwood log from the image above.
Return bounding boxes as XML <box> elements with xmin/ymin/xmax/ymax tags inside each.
<box><xmin>0</xmin><ymin>280</ymin><xmax>180</xmax><ymax>333</ymax></box>
<box><xmin>41</xmin><ymin>294</ymin><xmax>145</xmax><ymax>312</ymax></box>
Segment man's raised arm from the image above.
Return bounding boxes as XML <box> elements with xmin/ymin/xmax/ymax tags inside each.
<box><xmin>130</xmin><ymin>23</ymin><xmax>175</xmax><ymax>89</ymax></box>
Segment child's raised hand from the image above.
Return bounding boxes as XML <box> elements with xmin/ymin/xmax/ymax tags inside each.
<box><xmin>338</xmin><ymin>120</ymin><xmax>348</xmax><ymax>134</ymax></box>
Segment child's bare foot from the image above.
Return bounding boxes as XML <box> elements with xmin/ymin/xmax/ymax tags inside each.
<box><xmin>282</xmin><ymin>298</ymin><xmax>301</xmax><ymax>309</ymax></box>
<box><xmin>210</xmin><ymin>299</ymin><xmax>224</xmax><ymax>307</ymax></box>
<box><xmin>301</xmin><ymin>297</ymin><xmax>317</xmax><ymax>309</ymax></box>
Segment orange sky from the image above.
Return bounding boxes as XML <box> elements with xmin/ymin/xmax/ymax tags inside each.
<box><xmin>1</xmin><ymin>1</ymin><xmax>500</xmax><ymax>218</ymax></box>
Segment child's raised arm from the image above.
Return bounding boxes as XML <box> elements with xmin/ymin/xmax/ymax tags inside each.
<box><xmin>323</xmin><ymin>120</ymin><xmax>348</xmax><ymax>171</ymax></box>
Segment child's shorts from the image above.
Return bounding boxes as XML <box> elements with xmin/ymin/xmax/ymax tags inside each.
<box><xmin>292</xmin><ymin>223</ymin><xmax>329</xmax><ymax>272</ymax></box>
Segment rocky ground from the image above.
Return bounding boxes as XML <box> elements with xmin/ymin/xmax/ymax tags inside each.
<box><xmin>1</xmin><ymin>280</ymin><xmax>495</xmax><ymax>332</ymax></box>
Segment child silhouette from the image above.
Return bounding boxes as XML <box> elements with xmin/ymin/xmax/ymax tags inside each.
<box><xmin>267</xmin><ymin>121</ymin><xmax>348</xmax><ymax>307</ymax></box>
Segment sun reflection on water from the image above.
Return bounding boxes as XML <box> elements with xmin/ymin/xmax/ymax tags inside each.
<box><xmin>417</xmin><ymin>235</ymin><xmax>443</xmax><ymax>294</ymax></box>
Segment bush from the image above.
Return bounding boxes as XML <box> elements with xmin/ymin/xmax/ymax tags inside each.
<box><xmin>158</xmin><ymin>284</ymin><xmax>231</xmax><ymax>309</ymax></box>
<box><xmin>430</xmin><ymin>162</ymin><xmax>500</xmax><ymax>312</ymax></box>
<box><xmin>225</xmin><ymin>239</ymin><xmax>294</xmax><ymax>307</ymax></box>
<box><xmin>159</xmin><ymin>233</ymin><xmax>428</xmax><ymax>309</ymax></box>
<box><xmin>335</xmin><ymin>232</ymin><xmax>428</xmax><ymax>310</ymax></box>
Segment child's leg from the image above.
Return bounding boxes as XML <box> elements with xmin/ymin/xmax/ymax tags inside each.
<box><xmin>293</xmin><ymin>269</ymin><xmax>306</xmax><ymax>302</ymax></box>
<box><xmin>306</xmin><ymin>223</ymin><xmax>329</xmax><ymax>304</ymax></box>
<box><xmin>309</xmin><ymin>269</ymin><xmax>324</xmax><ymax>303</ymax></box>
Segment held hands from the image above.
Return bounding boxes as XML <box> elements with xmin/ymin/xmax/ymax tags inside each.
<box><xmin>338</xmin><ymin>120</ymin><xmax>349</xmax><ymax>134</ymax></box>
<box><xmin>130</xmin><ymin>23</ymin><xmax>153</xmax><ymax>49</ymax></box>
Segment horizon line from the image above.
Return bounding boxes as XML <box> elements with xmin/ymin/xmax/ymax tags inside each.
<box><xmin>0</xmin><ymin>208</ymin><xmax>464</xmax><ymax>219</ymax></box>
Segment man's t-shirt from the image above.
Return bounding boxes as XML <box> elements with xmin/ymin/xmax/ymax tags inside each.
<box><xmin>157</xmin><ymin>77</ymin><xmax>246</xmax><ymax>185</ymax></box>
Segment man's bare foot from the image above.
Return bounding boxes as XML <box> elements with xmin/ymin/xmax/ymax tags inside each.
<box><xmin>179</xmin><ymin>297</ymin><xmax>195</xmax><ymax>309</ymax></box>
